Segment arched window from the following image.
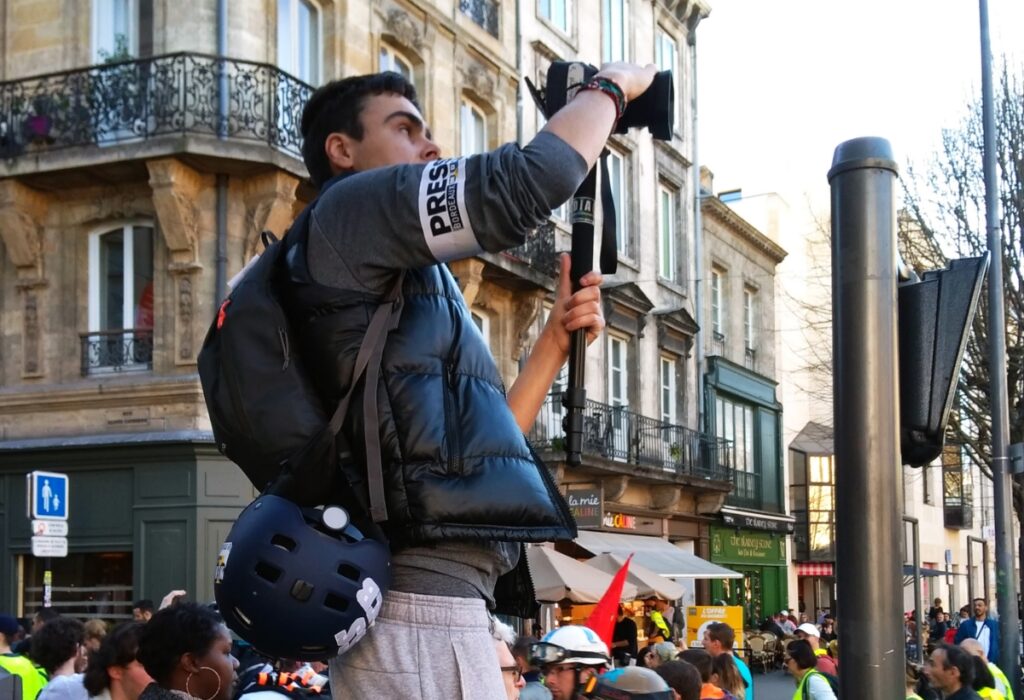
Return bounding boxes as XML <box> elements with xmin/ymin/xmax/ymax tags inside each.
<box><xmin>379</xmin><ymin>44</ymin><xmax>414</xmax><ymax>81</ymax></box>
<box><xmin>460</xmin><ymin>99</ymin><xmax>487</xmax><ymax>156</ymax></box>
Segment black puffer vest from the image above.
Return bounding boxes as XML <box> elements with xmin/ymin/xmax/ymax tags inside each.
<box><xmin>282</xmin><ymin>207</ymin><xmax>576</xmax><ymax>549</ymax></box>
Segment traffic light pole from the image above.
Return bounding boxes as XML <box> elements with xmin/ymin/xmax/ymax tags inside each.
<box><xmin>979</xmin><ymin>0</ymin><xmax>1020</xmax><ymax>688</ymax></box>
<box><xmin>829</xmin><ymin>137</ymin><xmax>905</xmax><ymax>696</ymax></box>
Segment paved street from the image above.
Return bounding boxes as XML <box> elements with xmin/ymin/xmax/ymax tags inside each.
<box><xmin>747</xmin><ymin>668</ymin><xmax>799</xmax><ymax>700</ymax></box>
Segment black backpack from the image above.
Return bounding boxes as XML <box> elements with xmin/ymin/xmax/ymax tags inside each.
<box><xmin>198</xmin><ymin>208</ymin><xmax>403</xmax><ymax>519</ymax></box>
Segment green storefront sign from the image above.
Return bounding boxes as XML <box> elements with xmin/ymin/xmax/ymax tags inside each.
<box><xmin>710</xmin><ymin>527</ymin><xmax>786</xmax><ymax>566</ymax></box>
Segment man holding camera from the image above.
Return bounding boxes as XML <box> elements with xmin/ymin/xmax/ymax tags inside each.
<box><xmin>290</xmin><ymin>61</ymin><xmax>656</xmax><ymax>699</ymax></box>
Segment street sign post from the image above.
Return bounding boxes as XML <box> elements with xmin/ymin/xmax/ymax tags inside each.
<box><xmin>25</xmin><ymin>470</ymin><xmax>69</xmax><ymax>608</ymax></box>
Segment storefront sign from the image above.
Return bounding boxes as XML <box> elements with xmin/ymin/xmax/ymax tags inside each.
<box><xmin>685</xmin><ymin>605</ymin><xmax>745</xmax><ymax>654</ymax></box>
<box><xmin>710</xmin><ymin>527</ymin><xmax>785</xmax><ymax>566</ymax></box>
<box><xmin>721</xmin><ymin>511</ymin><xmax>794</xmax><ymax>534</ymax></box>
<box><xmin>604</xmin><ymin>512</ymin><xmax>636</xmax><ymax>530</ymax></box>
<box><xmin>566</xmin><ymin>487</ymin><xmax>603</xmax><ymax>528</ymax></box>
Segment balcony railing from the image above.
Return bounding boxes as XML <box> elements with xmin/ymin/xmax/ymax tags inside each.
<box><xmin>459</xmin><ymin>0</ymin><xmax>500</xmax><ymax>36</ymax></box>
<box><xmin>728</xmin><ymin>469</ymin><xmax>762</xmax><ymax>509</ymax></box>
<box><xmin>710</xmin><ymin>332</ymin><xmax>726</xmax><ymax>358</ymax></box>
<box><xmin>744</xmin><ymin>347</ymin><xmax>756</xmax><ymax>371</ymax></box>
<box><xmin>0</xmin><ymin>53</ymin><xmax>312</xmax><ymax>160</ymax></box>
<box><xmin>80</xmin><ymin>329</ymin><xmax>154</xmax><ymax>375</ymax></box>
<box><xmin>527</xmin><ymin>394</ymin><xmax>733</xmax><ymax>482</ymax></box>
<box><xmin>504</xmin><ymin>222</ymin><xmax>560</xmax><ymax>277</ymax></box>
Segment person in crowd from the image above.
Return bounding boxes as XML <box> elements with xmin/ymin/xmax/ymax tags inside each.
<box><xmin>135</xmin><ymin>602</ymin><xmax>238</xmax><ymax>700</ymax></box>
<box><xmin>511</xmin><ymin>636</ymin><xmax>550</xmax><ymax>700</ymax></box>
<box><xmin>700</xmin><ymin>622</ymin><xmax>751</xmax><ymax>700</ymax></box>
<box><xmin>776</xmin><ymin>612</ymin><xmax>795</xmax><ymax>636</ymax></box>
<box><xmin>966</xmin><ymin>655</ymin><xmax>1004</xmax><ymax>700</ymax></box>
<box><xmin>291</xmin><ymin>60</ymin><xmax>650</xmax><ymax>700</ymax></box>
<box><xmin>925</xmin><ymin>644</ymin><xmax>980</xmax><ymax>700</ymax></box>
<box><xmin>82</xmin><ymin>623</ymin><xmax>152</xmax><ymax>700</ymax></box>
<box><xmin>677</xmin><ymin>650</ymin><xmax>731</xmax><ymax>700</ymax></box>
<box><xmin>758</xmin><ymin>615</ymin><xmax>785</xmax><ymax>640</ymax></box>
<box><xmin>929</xmin><ymin>599</ymin><xmax>946</xmax><ymax>624</ymax></box>
<box><xmin>33</xmin><ymin>618</ymin><xmax>87</xmax><ymax>700</ymax></box>
<box><xmin>954</xmin><ymin>599</ymin><xmax>1000</xmax><ymax>665</ymax></box>
<box><xmin>589</xmin><ymin>667</ymin><xmax>674</xmax><ymax>700</ymax></box>
<box><xmin>907</xmin><ymin>660</ymin><xmax>940</xmax><ymax>700</ymax></box>
<box><xmin>653</xmin><ymin>660</ymin><xmax>702</xmax><ymax>700</ymax></box>
<box><xmin>783</xmin><ymin>640</ymin><xmax>835</xmax><ymax>700</ymax></box>
<box><xmin>636</xmin><ymin>647</ymin><xmax>656</xmax><ymax>669</ymax></box>
<box><xmin>129</xmin><ymin>605</ymin><xmax>153</xmax><ymax>625</ymax></box>
<box><xmin>82</xmin><ymin>623</ymin><xmax>106</xmax><ymax>656</ymax></box>
<box><xmin>611</xmin><ymin>606</ymin><xmax>638</xmax><ymax>667</ymax></box>
<box><xmin>817</xmin><ymin>618</ymin><xmax>836</xmax><ymax>644</ymax></box>
<box><xmin>0</xmin><ymin>615</ymin><xmax>47</xmax><ymax>700</ymax></box>
<box><xmin>710</xmin><ymin>655</ymin><xmax>744</xmax><ymax>700</ymax></box>
<box><xmin>931</xmin><ymin>612</ymin><xmax>951</xmax><ymax>646</ymax></box>
<box><xmin>14</xmin><ymin>612</ymin><xmax>60</xmax><ymax>656</ymax></box>
<box><xmin>531</xmin><ymin>626</ymin><xmax>610</xmax><ymax>700</ymax></box>
<box><xmin>492</xmin><ymin>619</ymin><xmax>525</xmax><ymax>700</ymax></box>
<box><xmin>645</xmin><ymin>601</ymin><xmax>674</xmax><ymax>644</ymax></box>
<box><xmin>960</xmin><ymin>639</ymin><xmax>1013</xmax><ymax>700</ymax></box>
<box><xmin>945</xmin><ymin>614</ymin><xmax>959</xmax><ymax>645</ymax></box>
<box><xmin>794</xmin><ymin>623</ymin><xmax>837</xmax><ymax>677</ymax></box>
<box><xmin>645</xmin><ymin>642</ymin><xmax>677</xmax><ymax>671</ymax></box>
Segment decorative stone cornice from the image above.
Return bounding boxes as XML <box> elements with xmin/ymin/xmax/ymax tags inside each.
<box><xmin>242</xmin><ymin>171</ymin><xmax>301</xmax><ymax>260</ymax></box>
<box><xmin>385</xmin><ymin>7</ymin><xmax>424</xmax><ymax>51</ymax></box>
<box><xmin>650</xmin><ymin>485</ymin><xmax>681</xmax><ymax>510</ymax></box>
<box><xmin>603</xmin><ymin>280</ymin><xmax>655</xmax><ymax>338</ymax></box>
<box><xmin>449</xmin><ymin>258</ymin><xmax>487</xmax><ymax>308</ymax></box>
<box><xmin>696</xmin><ymin>490</ymin><xmax>727</xmax><ymax>515</ymax></box>
<box><xmin>464</xmin><ymin>62</ymin><xmax>496</xmax><ymax>101</ymax></box>
<box><xmin>702</xmin><ymin>196</ymin><xmax>788</xmax><ymax>264</ymax></box>
<box><xmin>147</xmin><ymin>158</ymin><xmax>206</xmax><ymax>266</ymax></box>
<box><xmin>0</xmin><ymin>179</ymin><xmax>50</xmax><ymax>282</ymax></box>
<box><xmin>602</xmin><ymin>475</ymin><xmax>629</xmax><ymax>501</ymax></box>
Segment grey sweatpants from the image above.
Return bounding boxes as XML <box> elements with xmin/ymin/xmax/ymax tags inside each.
<box><xmin>329</xmin><ymin>590</ymin><xmax>507</xmax><ymax>699</ymax></box>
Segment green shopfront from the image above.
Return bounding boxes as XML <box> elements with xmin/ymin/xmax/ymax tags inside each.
<box><xmin>709</xmin><ymin>525</ymin><xmax>788</xmax><ymax>628</ymax></box>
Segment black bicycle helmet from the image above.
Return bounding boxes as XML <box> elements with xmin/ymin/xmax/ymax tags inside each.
<box><xmin>214</xmin><ymin>495</ymin><xmax>391</xmax><ymax>661</ymax></box>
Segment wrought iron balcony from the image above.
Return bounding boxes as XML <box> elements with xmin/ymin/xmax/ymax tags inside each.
<box><xmin>80</xmin><ymin>329</ymin><xmax>154</xmax><ymax>375</ymax></box>
<box><xmin>504</xmin><ymin>222</ymin><xmax>560</xmax><ymax>277</ymax></box>
<box><xmin>0</xmin><ymin>52</ymin><xmax>311</xmax><ymax>160</ymax></box>
<box><xmin>459</xmin><ymin>0</ymin><xmax>500</xmax><ymax>36</ymax></box>
<box><xmin>527</xmin><ymin>393</ymin><xmax>733</xmax><ymax>482</ymax></box>
<box><xmin>728</xmin><ymin>469</ymin><xmax>762</xmax><ymax>509</ymax></box>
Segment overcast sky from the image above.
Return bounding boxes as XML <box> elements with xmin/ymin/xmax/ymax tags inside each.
<box><xmin>697</xmin><ymin>0</ymin><xmax>1024</xmax><ymax>211</ymax></box>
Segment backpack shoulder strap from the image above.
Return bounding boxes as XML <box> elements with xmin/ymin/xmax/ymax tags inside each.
<box><xmin>324</xmin><ymin>271</ymin><xmax>406</xmax><ymax>523</ymax></box>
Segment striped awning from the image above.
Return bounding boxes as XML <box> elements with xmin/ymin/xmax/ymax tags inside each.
<box><xmin>796</xmin><ymin>562</ymin><xmax>834</xmax><ymax>577</ymax></box>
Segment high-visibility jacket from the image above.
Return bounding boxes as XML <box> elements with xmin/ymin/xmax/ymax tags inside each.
<box><xmin>978</xmin><ymin>687</ymin><xmax>1007</xmax><ymax>700</ymax></box>
<box><xmin>649</xmin><ymin>611</ymin><xmax>672</xmax><ymax>641</ymax></box>
<box><xmin>0</xmin><ymin>654</ymin><xmax>47</xmax><ymax>700</ymax></box>
<box><xmin>989</xmin><ymin>663</ymin><xmax>1015</xmax><ymax>700</ymax></box>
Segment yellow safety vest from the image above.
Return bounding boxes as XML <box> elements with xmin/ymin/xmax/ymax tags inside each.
<box><xmin>906</xmin><ymin>694</ymin><xmax>925</xmax><ymax>700</ymax></box>
<box><xmin>979</xmin><ymin>687</ymin><xmax>1007</xmax><ymax>700</ymax></box>
<box><xmin>791</xmin><ymin>670</ymin><xmax>830</xmax><ymax>700</ymax></box>
<box><xmin>0</xmin><ymin>654</ymin><xmax>47</xmax><ymax>700</ymax></box>
<box><xmin>650</xmin><ymin>611</ymin><xmax>671</xmax><ymax>640</ymax></box>
<box><xmin>990</xmin><ymin>663</ymin><xmax>1015</xmax><ymax>700</ymax></box>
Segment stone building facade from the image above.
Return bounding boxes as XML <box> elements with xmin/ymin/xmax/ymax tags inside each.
<box><xmin>0</xmin><ymin>0</ymin><xmax>735</xmax><ymax>621</ymax></box>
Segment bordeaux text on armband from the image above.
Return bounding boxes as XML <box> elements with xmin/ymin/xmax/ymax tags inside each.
<box><xmin>418</xmin><ymin>158</ymin><xmax>483</xmax><ymax>261</ymax></box>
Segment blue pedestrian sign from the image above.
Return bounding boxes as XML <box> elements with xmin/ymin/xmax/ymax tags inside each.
<box><xmin>28</xmin><ymin>471</ymin><xmax>69</xmax><ymax>521</ymax></box>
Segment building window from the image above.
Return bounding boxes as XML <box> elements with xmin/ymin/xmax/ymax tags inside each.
<box><xmin>807</xmin><ymin>455</ymin><xmax>836</xmax><ymax>560</ymax></box>
<box><xmin>459</xmin><ymin>0</ymin><xmax>500</xmax><ymax>37</ymax></box>
<box><xmin>539</xmin><ymin>0</ymin><xmax>570</xmax><ymax>33</ymax></box>
<box><xmin>608</xmin><ymin>336</ymin><xmax>629</xmax><ymax>409</ymax></box>
<box><xmin>658</xmin><ymin>184</ymin><xmax>676</xmax><ymax>282</ymax></box>
<box><xmin>277</xmin><ymin>0</ymin><xmax>321</xmax><ymax>84</ymax></box>
<box><xmin>379</xmin><ymin>44</ymin><xmax>414</xmax><ymax>80</ymax></box>
<box><xmin>655</xmin><ymin>28</ymin><xmax>678</xmax><ymax>132</ymax></box>
<box><xmin>607</xmin><ymin>149</ymin><xmax>630</xmax><ymax>257</ymax></box>
<box><xmin>660</xmin><ymin>355</ymin><xmax>676</xmax><ymax>425</ymax></box>
<box><xmin>470</xmin><ymin>310</ymin><xmax>491</xmax><ymax>350</ymax></box>
<box><xmin>711</xmin><ymin>268</ymin><xmax>725</xmax><ymax>337</ymax></box>
<box><xmin>743</xmin><ymin>286</ymin><xmax>756</xmax><ymax>349</ymax></box>
<box><xmin>86</xmin><ymin>224</ymin><xmax>154</xmax><ymax>373</ymax></box>
<box><xmin>92</xmin><ymin>0</ymin><xmax>139</xmax><ymax>62</ymax></box>
<box><xmin>716</xmin><ymin>396</ymin><xmax>755</xmax><ymax>501</ymax></box>
<box><xmin>461</xmin><ymin>100</ymin><xmax>487</xmax><ymax>156</ymax></box>
<box><xmin>602</xmin><ymin>0</ymin><xmax>628</xmax><ymax>63</ymax></box>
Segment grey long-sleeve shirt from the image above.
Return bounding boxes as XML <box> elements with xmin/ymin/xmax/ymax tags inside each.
<box><xmin>306</xmin><ymin>131</ymin><xmax>588</xmax><ymax>292</ymax></box>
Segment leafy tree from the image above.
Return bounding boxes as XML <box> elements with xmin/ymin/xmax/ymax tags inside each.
<box><xmin>900</xmin><ymin>61</ymin><xmax>1024</xmax><ymax>515</ymax></box>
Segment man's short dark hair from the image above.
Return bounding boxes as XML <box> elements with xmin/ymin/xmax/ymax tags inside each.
<box><xmin>34</xmin><ymin>608</ymin><xmax>60</xmax><ymax>624</ymax></box>
<box><xmin>786</xmin><ymin>639</ymin><xmax>816</xmax><ymax>670</ymax></box>
<box><xmin>512</xmin><ymin>635</ymin><xmax>539</xmax><ymax>663</ymax></box>
<box><xmin>132</xmin><ymin>599</ymin><xmax>154</xmax><ymax>613</ymax></box>
<box><xmin>654</xmin><ymin>660</ymin><xmax>702</xmax><ymax>700</ymax></box>
<box><xmin>677</xmin><ymin>649</ymin><xmax>712</xmax><ymax>682</ymax></box>
<box><xmin>30</xmin><ymin>617</ymin><xmax>84</xmax><ymax>675</ymax></box>
<box><xmin>705</xmin><ymin>622</ymin><xmax>735</xmax><ymax>650</ymax></box>
<box><xmin>972</xmin><ymin>597</ymin><xmax>988</xmax><ymax>606</ymax></box>
<box><xmin>300</xmin><ymin>72</ymin><xmax>421</xmax><ymax>188</ymax></box>
<box><xmin>937</xmin><ymin>643</ymin><xmax>974</xmax><ymax>686</ymax></box>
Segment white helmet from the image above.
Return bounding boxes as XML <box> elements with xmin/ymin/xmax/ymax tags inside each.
<box><xmin>532</xmin><ymin>625</ymin><xmax>611</xmax><ymax>668</ymax></box>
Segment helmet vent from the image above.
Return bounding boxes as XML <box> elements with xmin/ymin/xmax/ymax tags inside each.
<box><xmin>324</xmin><ymin>593</ymin><xmax>350</xmax><ymax>612</ymax></box>
<box><xmin>254</xmin><ymin>562</ymin><xmax>282</xmax><ymax>583</ymax></box>
<box><xmin>271</xmin><ymin>534</ymin><xmax>297</xmax><ymax>551</ymax></box>
<box><xmin>337</xmin><ymin>564</ymin><xmax>360</xmax><ymax>581</ymax></box>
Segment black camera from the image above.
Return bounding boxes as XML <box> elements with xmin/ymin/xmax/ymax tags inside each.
<box><xmin>529</xmin><ymin>61</ymin><xmax>675</xmax><ymax>141</ymax></box>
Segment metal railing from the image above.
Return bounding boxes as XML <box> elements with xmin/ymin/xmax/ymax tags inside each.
<box><xmin>728</xmin><ymin>469</ymin><xmax>762</xmax><ymax>508</ymax></box>
<box><xmin>527</xmin><ymin>394</ymin><xmax>733</xmax><ymax>481</ymax></box>
<box><xmin>504</xmin><ymin>222</ymin><xmax>560</xmax><ymax>277</ymax></box>
<box><xmin>80</xmin><ymin>329</ymin><xmax>153</xmax><ymax>375</ymax></box>
<box><xmin>459</xmin><ymin>0</ymin><xmax>500</xmax><ymax>36</ymax></box>
<box><xmin>0</xmin><ymin>52</ymin><xmax>312</xmax><ymax>160</ymax></box>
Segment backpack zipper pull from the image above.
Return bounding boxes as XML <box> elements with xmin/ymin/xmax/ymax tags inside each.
<box><xmin>278</xmin><ymin>328</ymin><xmax>290</xmax><ymax>370</ymax></box>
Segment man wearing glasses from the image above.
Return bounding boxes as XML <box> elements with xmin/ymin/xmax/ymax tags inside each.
<box><xmin>493</xmin><ymin>619</ymin><xmax>527</xmax><ymax>699</ymax></box>
<box><xmin>531</xmin><ymin>626</ymin><xmax>611</xmax><ymax>700</ymax></box>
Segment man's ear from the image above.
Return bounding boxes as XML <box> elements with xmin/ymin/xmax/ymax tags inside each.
<box><xmin>108</xmin><ymin>665</ymin><xmax>125</xmax><ymax>682</ymax></box>
<box><xmin>325</xmin><ymin>132</ymin><xmax>356</xmax><ymax>172</ymax></box>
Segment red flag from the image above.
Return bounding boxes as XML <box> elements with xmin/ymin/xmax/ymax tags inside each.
<box><xmin>584</xmin><ymin>553</ymin><xmax>633</xmax><ymax>654</ymax></box>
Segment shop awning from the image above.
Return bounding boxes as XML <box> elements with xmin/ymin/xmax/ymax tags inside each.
<box><xmin>573</xmin><ymin>530</ymin><xmax>743</xmax><ymax>579</ymax></box>
<box><xmin>586</xmin><ymin>552</ymin><xmax>688</xmax><ymax>601</ymax></box>
<box><xmin>525</xmin><ymin>544</ymin><xmax>639</xmax><ymax>603</ymax></box>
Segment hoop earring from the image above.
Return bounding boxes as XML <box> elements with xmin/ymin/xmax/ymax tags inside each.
<box><xmin>185</xmin><ymin>666</ymin><xmax>221</xmax><ymax>700</ymax></box>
